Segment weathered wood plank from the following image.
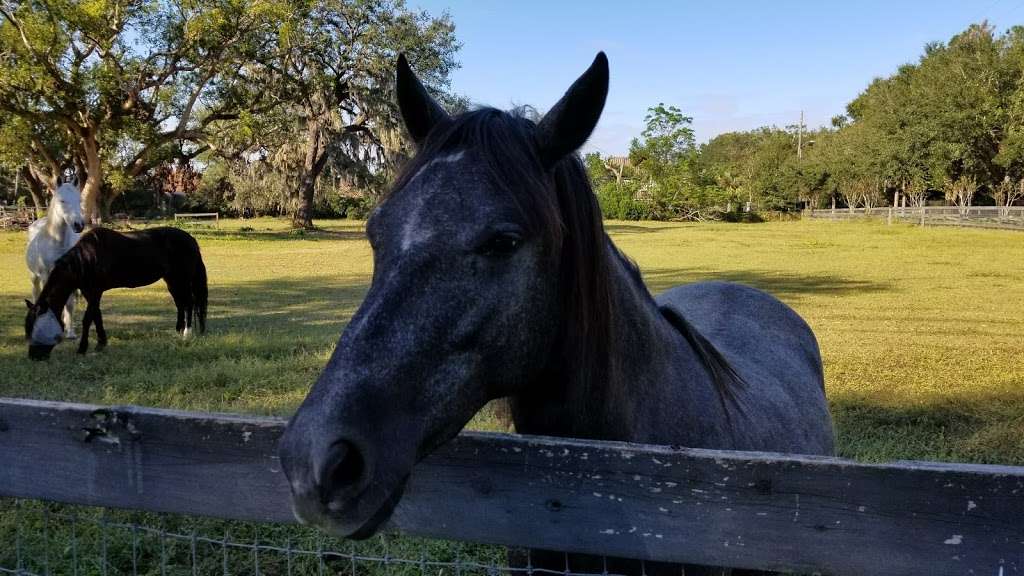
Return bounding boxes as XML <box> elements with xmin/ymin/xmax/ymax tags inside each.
<box><xmin>0</xmin><ymin>397</ymin><xmax>1022</xmax><ymax>575</ymax></box>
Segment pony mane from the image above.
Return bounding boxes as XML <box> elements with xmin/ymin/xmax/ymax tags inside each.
<box><xmin>32</xmin><ymin>243</ymin><xmax>84</xmax><ymax>324</ymax></box>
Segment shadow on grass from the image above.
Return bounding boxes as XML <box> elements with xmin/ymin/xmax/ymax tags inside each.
<box><xmin>0</xmin><ymin>274</ymin><xmax>372</xmax><ymax>408</ymax></box>
<box><xmin>641</xmin><ymin>267</ymin><xmax>892</xmax><ymax>301</ymax></box>
<box><xmin>604</xmin><ymin>223</ymin><xmax>682</xmax><ymax>235</ymax></box>
<box><xmin>2</xmin><ymin>275</ymin><xmax>369</xmax><ymax>348</ymax></box>
<box><xmin>184</xmin><ymin>227</ymin><xmax>367</xmax><ymax>243</ymax></box>
<box><xmin>830</xmin><ymin>388</ymin><xmax>1024</xmax><ymax>466</ymax></box>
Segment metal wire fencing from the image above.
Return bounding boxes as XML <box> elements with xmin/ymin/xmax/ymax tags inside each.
<box><xmin>0</xmin><ymin>499</ymin><xmax>641</xmax><ymax>576</ymax></box>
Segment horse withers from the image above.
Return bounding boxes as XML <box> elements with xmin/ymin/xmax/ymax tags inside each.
<box><xmin>279</xmin><ymin>53</ymin><xmax>834</xmax><ymax>574</ymax></box>
<box><xmin>25</xmin><ymin>226</ymin><xmax>208</xmax><ymax>360</ymax></box>
<box><xmin>25</xmin><ymin>181</ymin><xmax>85</xmax><ymax>339</ymax></box>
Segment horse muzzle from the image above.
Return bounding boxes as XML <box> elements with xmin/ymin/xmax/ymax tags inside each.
<box><xmin>28</xmin><ymin>344</ymin><xmax>55</xmax><ymax>361</ymax></box>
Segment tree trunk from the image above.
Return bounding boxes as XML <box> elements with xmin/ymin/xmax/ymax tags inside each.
<box><xmin>20</xmin><ymin>166</ymin><xmax>49</xmax><ymax>217</ymax></box>
<box><xmin>80</xmin><ymin>130</ymin><xmax>104</xmax><ymax>224</ymax></box>
<box><xmin>293</xmin><ymin>120</ymin><xmax>329</xmax><ymax>229</ymax></box>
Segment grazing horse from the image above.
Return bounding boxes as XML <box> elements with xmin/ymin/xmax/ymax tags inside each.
<box><xmin>25</xmin><ymin>227</ymin><xmax>208</xmax><ymax>360</ymax></box>
<box><xmin>278</xmin><ymin>54</ymin><xmax>834</xmax><ymax>575</ymax></box>
<box><xmin>25</xmin><ymin>181</ymin><xmax>85</xmax><ymax>339</ymax></box>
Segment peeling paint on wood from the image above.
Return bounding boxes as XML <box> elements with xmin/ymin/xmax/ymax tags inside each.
<box><xmin>0</xmin><ymin>397</ymin><xmax>1022</xmax><ymax>575</ymax></box>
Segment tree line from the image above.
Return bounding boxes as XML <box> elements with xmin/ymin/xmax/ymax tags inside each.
<box><xmin>5</xmin><ymin>12</ymin><xmax>1024</xmax><ymax>226</ymax></box>
<box><xmin>0</xmin><ymin>0</ymin><xmax>459</xmax><ymax>227</ymax></box>
<box><xmin>587</xmin><ymin>23</ymin><xmax>1024</xmax><ymax>220</ymax></box>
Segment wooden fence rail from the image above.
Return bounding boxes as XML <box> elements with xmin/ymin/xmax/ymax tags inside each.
<box><xmin>0</xmin><ymin>398</ymin><xmax>1022</xmax><ymax>575</ymax></box>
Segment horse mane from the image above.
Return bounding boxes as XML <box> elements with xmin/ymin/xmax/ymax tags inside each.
<box><xmin>38</xmin><ymin>236</ymin><xmax>89</xmax><ymax>311</ymax></box>
<box><xmin>44</xmin><ymin>192</ymin><xmax>62</xmax><ymax>235</ymax></box>
<box><xmin>610</xmin><ymin>246</ymin><xmax>745</xmax><ymax>415</ymax></box>
<box><xmin>659</xmin><ymin>305</ymin><xmax>746</xmax><ymax>414</ymax></box>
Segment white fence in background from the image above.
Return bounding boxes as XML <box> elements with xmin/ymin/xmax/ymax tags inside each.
<box><xmin>807</xmin><ymin>205</ymin><xmax>1024</xmax><ymax>230</ymax></box>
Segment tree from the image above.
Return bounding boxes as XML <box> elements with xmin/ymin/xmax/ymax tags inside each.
<box><xmin>992</xmin><ymin>177</ymin><xmax>1024</xmax><ymax>217</ymax></box>
<box><xmin>0</xmin><ymin>0</ymin><xmax>284</xmax><ymax>221</ymax></box>
<box><xmin>629</xmin><ymin>104</ymin><xmax>694</xmax><ymax>176</ymax></box>
<box><xmin>0</xmin><ymin>111</ymin><xmax>70</xmax><ymax>213</ymax></box>
<box><xmin>235</xmin><ymin>0</ymin><xmax>460</xmax><ymax>228</ymax></box>
<box><xmin>944</xmin><ymin>175</ymin><xmax>978</xmax><ymax>215</ymax></box>
<box><xmin>903</xmin><ymin>177</ymin><xmax>930</xmax><ymax>208</ymax></box>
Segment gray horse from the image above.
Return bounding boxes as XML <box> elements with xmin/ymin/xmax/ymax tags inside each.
<box><xmin>279</xmin><ymin>52</ymin><xmax>834</xmax><ymax>575</ymax></box>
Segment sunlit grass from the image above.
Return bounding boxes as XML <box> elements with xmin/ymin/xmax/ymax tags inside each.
<box><xmin>2</xmin><ymin>217</ymin><xmax>1022</xmax><ymax>463</ymax></box>
<box><xmin>2</xmin><ymin>217</ymin><xmax>1022</xmax><ymax>574</ymax></box>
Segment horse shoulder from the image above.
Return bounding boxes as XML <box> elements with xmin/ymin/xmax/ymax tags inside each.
<box><xmin>27</xmin><ymin>218</ymin><xmax>45</xmax><ymax>239</ymax></box>
<box><xmin>25</xmin><ymin>221</ymin><xmax>50</xmax><ymax>272</ymax></box>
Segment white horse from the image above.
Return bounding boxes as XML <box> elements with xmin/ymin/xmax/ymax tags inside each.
<box><xmin>26</xmin><ymin>182</ymin><xmax>85</xmax><ymax>339</ymax></box>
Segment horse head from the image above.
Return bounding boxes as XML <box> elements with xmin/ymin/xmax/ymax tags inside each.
<box><xmin>278</xmin><ymin>52</ymin><xmax>610</xmax><ymax>538</ymax></box>
<box><xmin>25</xmin><ymin>299</ymin><xmax>63</xmax><ymax>360</ymax></box>
<box><xmin>53</xmin><ymin>182</ymin><xmax>85</xmax><ymax>233</ymax></box>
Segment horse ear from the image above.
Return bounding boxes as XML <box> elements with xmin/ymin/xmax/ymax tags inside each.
<box><xmin>536</xmin><ymin>52</ymin><xmax>609</xmax><ymax>169</ymax></box>
<box><xmin>396</xmin><ymin>53</ymin><xmax>449</xmax><ymax>145</ymax></box>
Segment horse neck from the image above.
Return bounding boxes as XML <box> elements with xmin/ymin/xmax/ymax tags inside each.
<box><xmin>39</xmin><ymin>260</ymin><xmax>79</xmax><ymax>312</ymax></box>
<box><xmin>600</xmin><ymin>251</ymin><xmax>721</xmax><ymax>438</ymax></box>
<box><xmin>514</xmin><ymin>239</ymin><xmax>716</xmax><ymax>442</ymax></box>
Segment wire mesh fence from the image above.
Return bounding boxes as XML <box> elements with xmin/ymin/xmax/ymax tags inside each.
<box><xmin>0</xmin><ymin>499</ymin><xmax>641</xmax><ymax>576</ymax></box>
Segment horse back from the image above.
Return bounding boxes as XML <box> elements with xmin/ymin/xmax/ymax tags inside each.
<box><xmin>76</xmin><ymin>227</ymin><xmax>203</xmax><ymax>289</ymax></box>
<box><xmin>656</xmin><ymin>281</ymin><xmax>834</xmax><ymax>455</ymax></box>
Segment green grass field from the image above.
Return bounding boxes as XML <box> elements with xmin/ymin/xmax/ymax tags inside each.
<box><xmin>2</xmin><ymin>217</ymin><xmax>1022</xmax><ymax>464</ymax></box>
<box><xmin>1</xmin><ymin>217</ymin><xmax>1022</xmax><ymax>574</ymax></box>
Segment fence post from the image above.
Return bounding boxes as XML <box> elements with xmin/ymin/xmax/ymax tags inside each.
<box><xmin>887</xmin><ymin>207</ymin><xmax>893</xmax><ymax>226</ymax></box>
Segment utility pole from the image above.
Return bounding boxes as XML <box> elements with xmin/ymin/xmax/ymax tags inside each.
<box><xmin>797</xmin><ymin>110</ymin><xmax>804</xmax><ymax>160</ymax></box>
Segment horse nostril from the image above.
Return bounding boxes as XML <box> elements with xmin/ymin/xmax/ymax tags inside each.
<box><xmin>317</xmin><ymin>440</ymin><xmax>366</xmax><ymax>503</ymax></box>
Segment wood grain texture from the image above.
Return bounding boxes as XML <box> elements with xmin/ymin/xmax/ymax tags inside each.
<box><xmin>1</xmin><ymin>397</ymin><xmax>1021</xmax><ymax>575</ymax></box>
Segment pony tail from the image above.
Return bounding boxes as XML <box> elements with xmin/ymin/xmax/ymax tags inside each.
<box><xmin>192</xmin><ymin>259</ymin><xmax>208</xmax><ymax>333</ymax></box>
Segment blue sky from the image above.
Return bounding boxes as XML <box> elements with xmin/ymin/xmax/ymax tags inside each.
<box><xmin>410</xmin><ymin>0</ymin><xmax>1024</xmax><ymax>155</ymax></box>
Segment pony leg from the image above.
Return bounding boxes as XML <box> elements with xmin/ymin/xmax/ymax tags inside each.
<box><xmin>77</xmin><ymin>304</ymin><xmax>93</xmax><ymax>355</ymax></box>
<box><xmin>93</xmin><ymin>305</ymin><xmax>107</xmax><ymax>350</ymax></box>
<box><xmin>168</xmin><ymin>280</ymin><xmax>192</xmax><ymax>338</ymax></box>
<box><xmin>31</xmin><ymin>275</ymin><xmax>41</xmax><ymax>302</ymax></box>
<box><xmin>63</xmin><ymin>291</ymin><xmax>78</xmax><ymax>339</ymax></box>
<box><xmin>182</xmin><ymin>290</ymin><xmax>194</xmax><ymax>339</ymax></box>
<box><xmin>175</xmin><ymin>305</ymin><xmax>185</xmax><ymax>334</ymax></box>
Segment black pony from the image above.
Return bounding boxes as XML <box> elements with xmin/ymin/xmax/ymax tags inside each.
<box><xmin>25</xmin><ymin>227</ymin><xmax>208</xmax><ymax>359</ymax></box>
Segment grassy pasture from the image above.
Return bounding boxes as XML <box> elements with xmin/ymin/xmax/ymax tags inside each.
<box><xmin>0</xmin><ymin>217</ymin><xmax>1022</xmax><ymax>573</ymax></box>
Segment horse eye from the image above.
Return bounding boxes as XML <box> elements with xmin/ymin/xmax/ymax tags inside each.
<box><xmin>476</xmin><ymin>233</ymin><xmax>522</xmax><ymax>257</ymax></box>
